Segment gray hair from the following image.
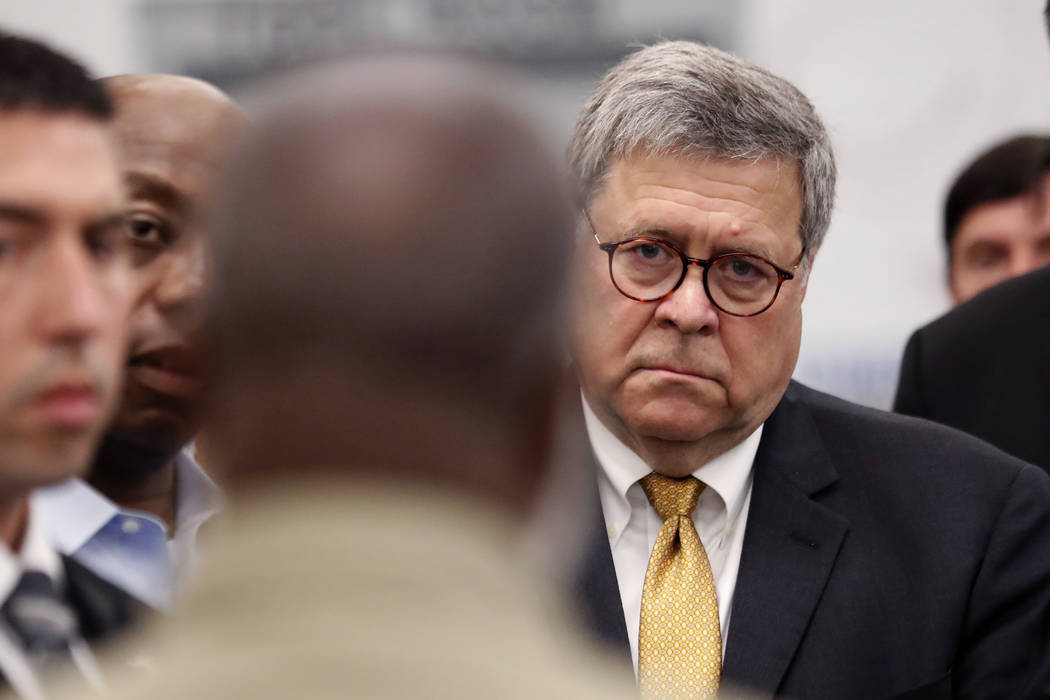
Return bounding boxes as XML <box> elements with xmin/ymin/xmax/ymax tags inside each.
<box><xmin>568</xmin><ymin>41</ymin><xmax>836</xmax><ymax>259</ymax></box>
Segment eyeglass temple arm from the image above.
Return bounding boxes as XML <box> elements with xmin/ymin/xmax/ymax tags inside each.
<box><xmin>581</xmin><ymin>208</ymin><xmax>605</xmax><ymax>246</ymax></box>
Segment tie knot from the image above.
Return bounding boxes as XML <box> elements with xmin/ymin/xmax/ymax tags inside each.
<box><xmin>641</xmin><ymin>473</ymin><xmax>704</xmax><ymax>521</ymax></box>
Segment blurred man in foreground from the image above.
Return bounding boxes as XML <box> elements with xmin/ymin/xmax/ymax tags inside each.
<box><xmin>36</xmin><ymin>75</ymin><xmax>242</xmax><ymax>611</ymax></box>
<box><xmin>569</xmin><ymin>41</ymin><xmax>1050</xmax><ymax>698</ymax></box>
<box><xmin>98</xmin><ymin>52</ymin><xmax>635</xmax><ymax>699</ymax></box>
<box><xmin>942</xmin><ymin>135</ymin><xmax>1050</xmax><ymax>305</ymax></box>
<box><xmin>0</xmin><ymin>32</ymin><xmax>138</xmax><ymax>696</ymax></box>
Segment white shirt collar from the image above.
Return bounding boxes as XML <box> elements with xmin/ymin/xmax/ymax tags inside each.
<box><xmin>32</xmin><ymin>479</ymin><xmax>117</xmax><ymax>556</ymax></box>
<box><xmin>0</xmin><ymin>501</ymin><xmax>64</xmax><ymax>603</ymax></box>
<box><xmin>174</xmin><ymin>449</ymin><xmax>223</xmax><ymax>535</ymax></box>
<box><xmin>582</xmin><ymin>391</ymin><xmax>761</xmax><ymax>535</ymax></box>
<box><xmin>34</xmin><ymin>445</ymin><xmax>223</xmax><ymax>556</ymax></box>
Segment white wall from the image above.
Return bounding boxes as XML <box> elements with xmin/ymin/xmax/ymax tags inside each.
<box><xmin>0</xmin><ymin>0</ymin><xmax>142</xmax><ymax>76</ymax></box>
<box><xmin>738</xmin><ymin>0</ymin><xmax>1050</xmax><ymax>407</ymax></box>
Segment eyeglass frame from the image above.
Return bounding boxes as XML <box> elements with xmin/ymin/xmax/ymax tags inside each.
<box><xmin>583</xmin><ymin>209</ymin><xmax>805</xmax><ymax>318</ymax></box>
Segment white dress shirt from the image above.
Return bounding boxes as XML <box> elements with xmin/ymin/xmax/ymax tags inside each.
<box><xmin>33</xmin><ymin>449</ymin><xmax>222</xmax><ymax>612</ymax></box>
<box><xmin>582</xmin><ymin>396</ymin><xmax>761</xmax><ymax>673</ymax></box>
<box><xmin>0</xmin><ymin>503</ymin><xmax>104</xmax><ymax>700</ymax></box>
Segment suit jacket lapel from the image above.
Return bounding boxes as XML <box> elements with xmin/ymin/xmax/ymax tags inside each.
<box><xmin>722</xmin><ymin>383</ymin><xmax>848</xmax><ymax>697</ymax></box>
<box><xmin>572</xmin><ymin>453</ymin><xmax>632</xmax><ymax>663</ymax></box>
<box><xmin>63</xmin><ymin>555</ymin><xmax>138</xmax><ymax>640</ymax></box>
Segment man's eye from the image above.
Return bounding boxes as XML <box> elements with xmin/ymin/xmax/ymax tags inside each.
<box><xmin>729</xmin><ymin>259</ymin><xmax>758</xmax><ymax>278</ymax></box>
<box><xmin>639</xmin><ymin>243</ymin><xmax>663</xmax><ymax>259</ymax></box>
<box><xmin>965</xmin><ymin>243</ymin><xmax>1007</xmax><ymax>269</ymax></box>
<box><xmin>127</xmin><ymin>216</ymin><xmax>166</xmax><ymax>246</ymax></box>
<box><xmin>621</xmin><ymin>239</ymin><xmax>673</xmax><ymax>265</ymax></box>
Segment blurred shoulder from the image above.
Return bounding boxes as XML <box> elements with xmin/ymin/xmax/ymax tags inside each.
<box><xmin>912</xmin><ymin>265</ymin><xmax>1050</xmax><ymax>351</ymax></box>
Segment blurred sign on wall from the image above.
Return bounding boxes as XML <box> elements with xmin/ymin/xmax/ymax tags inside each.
<box><xmin>135</xmin><ymin>0</ymin><xmax>737</xmax><ymax>87</ymax></box>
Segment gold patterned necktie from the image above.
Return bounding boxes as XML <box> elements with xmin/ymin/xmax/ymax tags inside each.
<box><xmin>638</xmin><ymin>473</ymin><xmax>722</xmax><ymax>700</ymax></box>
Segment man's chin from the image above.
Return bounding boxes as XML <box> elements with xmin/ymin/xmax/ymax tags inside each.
<box><xmin>89</xmin><ymin>428</ymin><xmax>188</xmax><ymax>485</ymax></box>
<box><xmin>616</xmin><ymin>390</ymin><xmax>730</xmax><ymax>443</ymax></box>
<box><xmin>2</xmin><ymin>439</ymin><xmax>99</xmax><ymax>490</ymax></box>
<box><xmin>629</xmin><ymin>418</ymin><xmax>722</xmax><ymax>443</ymax></box>
<box><xmin>111</xmin><ymin>407</ymin><xmax>198</xmax><ymax>450</ymax></box>
<box><xmin>623</xmin><ymin>406</ymin><xmax>728</xmax><ymax>443</ymax></box>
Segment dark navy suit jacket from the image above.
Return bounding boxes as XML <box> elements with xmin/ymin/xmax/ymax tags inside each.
<box><xmin>0</xmin><ymin>555</ymin><xmax>138</xmax><ymax>689</ymax></box>
<box><xmin>575</xmin><ymin>381</ymin><xmax>1050</xmax><ymax>699</ymax></box>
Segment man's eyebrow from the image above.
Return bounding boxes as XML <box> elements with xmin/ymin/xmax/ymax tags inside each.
<box><xmin>621</xmin><ymin>222</ymin><xmax>675</xmax><ymax>239</ymax></box>
<box><xmin>124</xmin><ymin>172</ymin><xmax>191</xmax><ymax>215</ymax></box>
<box><xmin>621</xmin><ymin>220</ymin><xmax>782</xmax><ymax>260</ymax></box>
<box><xmin>0</xmin><ymin>203</ymin><xmax>47</xmax><ymax>227</ymax></box>
<box><xmin>712</xmin><ymin>241</ymin><xmax>779</xmax><ymax>261</ymax></box>
<box><xmin>86</xmin><ymin>210</ymin><xmax>130</xmax><ymax>234</ymax></box>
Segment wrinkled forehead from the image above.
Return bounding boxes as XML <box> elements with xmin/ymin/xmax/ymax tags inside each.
<box><xmin>592</xmin><ymin>153</ymin><xmax>804</xmax><ymax>242</ymax></box>
<box><xmin>110</xmin><ymin>93</ymin><xmax>239</xmax><ymax>187</ymax></box>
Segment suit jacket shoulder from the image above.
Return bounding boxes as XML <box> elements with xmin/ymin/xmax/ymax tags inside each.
<box><xmin>893</xmin><ymin>266</ymin><xmax>1050</xmax><ymax>469</ymax></box>
<box><xmin>726</xmin><ymin>381</ymin><xmax>1050</xmax><ymax>698</ymax></box>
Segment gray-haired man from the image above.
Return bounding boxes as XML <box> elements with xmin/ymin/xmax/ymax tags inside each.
<box><xmin>569</xmin><ymin>41</ymin><xmax>1050</xmax><ymax>699</ymax></box>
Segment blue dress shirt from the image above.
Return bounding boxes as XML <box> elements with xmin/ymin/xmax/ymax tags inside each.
<box><xmin>33</xmin><ymin>449</ymin><xmax>222</xmax><ymax>612</ymax></box>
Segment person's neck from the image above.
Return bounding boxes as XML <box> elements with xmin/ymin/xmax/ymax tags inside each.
<box><xmin>633</xmin><ymin>430</ymin><xmax>748</xmax><ymax>477</ymax></box>
<box><xmin>219</xmin><ymin>378</ymin><xmax>544</xmax><ymax>517</ymax></box>
<box><xmin>0</xmin><ymin>495</ymin><xmax>30</xmax><ymax>553</ymax></box>
<box><xmin>90</xmin><ymin>460</ymin><xmax>178</xmax><ymax>535</ymax></box>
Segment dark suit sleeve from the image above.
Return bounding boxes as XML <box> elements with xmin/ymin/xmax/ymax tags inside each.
<box><xmin>893</xmin><ymin>330</ymin><xmax>927</xmax><ymax>418</ymax></box>
<box><xmin>954</xmin><ymin>464</ymin><xmax>1050</xmax><ymax>698</ymax></box>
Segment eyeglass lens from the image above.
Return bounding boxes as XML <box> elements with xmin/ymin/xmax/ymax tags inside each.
<box><xmin>610</xmin><ymin>239</ymin><xmax>781</xmax><ymax>314</ymax></box>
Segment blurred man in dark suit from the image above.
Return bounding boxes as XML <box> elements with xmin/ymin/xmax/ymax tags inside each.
<box><xmin>36</xmin><ymin>75</ymin><xmax>242</xmax><ymax>612</ymax></box>
<box><xmin>569</xmin><ymin>40</ymin><xmax>1050</xmax><ymax>698</ymax></box>
<box><xmin>894</xmin><ymin>12</ymin><xmax>1050</xmax><ymax>473</ymax></box>
<box><xmin>895</xmin><ymin>265</ymin><xmax>1050</xmax><ymax>471</ymax></box>
<box><xmin>0</xmin><ymin>32</ymin><xmax>138</xmax><ymax>696</ymax></box>
<box><xmin>942</xmin><ymin>135</ymin><xmax>1050</xmax><ymax>305</ymax></box>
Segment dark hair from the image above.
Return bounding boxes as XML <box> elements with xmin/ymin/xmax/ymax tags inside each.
<box><xmin>944</xmin><ymin>135</ymin><xmax>1050</xmax><ymax>253</ymax></box>
<box><xmin>0</xmin><ymin>32</ymin><xmax>112</xmax><ymax>118</ymax></box>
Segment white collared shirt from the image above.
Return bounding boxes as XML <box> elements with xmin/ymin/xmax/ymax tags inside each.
<box><xmin>33</xmin><ymin>448</ymin><xmax>222</xmax><ymax>612</ymax></box>
<box><xmin>0</xmin><ymin>503</ymin><xmax>104</xmax><ymax>700</ymax></box>
<box><xmin>582</xmin><ymin>396</ymin><xmax>761</xmax><ymax>673</ymax></box>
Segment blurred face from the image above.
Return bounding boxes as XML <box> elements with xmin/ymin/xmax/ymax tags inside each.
<box><xmin>949</xmin><ymin>182</ymin><xmax>1050</xmax><ymax>304</ymax></box>
<box><xmin>571</xmin><ymin>154</ymin><xmax>806</xmax><ymax>472</ymax></box>
<box><xmin>109</xmin><ymin>88</ymin><xmax>235</xmax><ymax>446</ymax></box>
<box><xmin>0</xmin><ymin>112</ymin><xmax>132</xmax><ymax>493</ymax></box>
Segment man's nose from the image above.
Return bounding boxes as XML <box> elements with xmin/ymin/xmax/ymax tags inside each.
<box><xmin>34</xmin><ymin>240</ymin><xmax>110</xmax><ymax>346</ymax></box>
<box><xmin>153</xmin><ymin>237</ymin><xmax>206</xmax><ymax>314</ymax></box>
<box><xmin>652</xmin><ymin>265</ymin><xmax>720</xmax><ymax>334</ymax></box>
<box><xmin>1011</xmin><ymin>249</ymin><xmax>1044</xmax><ymax>278</ymax></box>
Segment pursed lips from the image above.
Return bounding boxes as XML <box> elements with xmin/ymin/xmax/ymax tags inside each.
<box><xmin>30</xmin><ymin>376</ymin><xmax>103</xmax><ymax>429</ymax></box>
<box><xmin>634</xmin><ymin>364</ymin><xmax>720</xmax><ymax>383</ymax></box>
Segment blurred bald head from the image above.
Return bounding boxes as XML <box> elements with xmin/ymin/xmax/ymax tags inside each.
<box><xmin>209</xmin><ymin>53</ymin><xmax>572</xmax><ymax>506</ymax></box>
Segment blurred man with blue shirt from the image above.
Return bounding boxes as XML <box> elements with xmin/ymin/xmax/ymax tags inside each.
<box><xmin>36</xmin><ymin>75</ymin><xmax>242</xmax><ymax>611</ymax></box>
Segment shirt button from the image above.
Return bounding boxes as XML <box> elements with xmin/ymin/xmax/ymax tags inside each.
<box><xmin>607</xmin><ymin>525</ymin><xmax>618</xmax><ymax>538</ymax></box>
<box><xmin>121</xmin><ymin>518</ymin><xmax>141</xmax><ymax>535</ymax></box>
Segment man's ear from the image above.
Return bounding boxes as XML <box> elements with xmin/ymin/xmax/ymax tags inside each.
<box><xmin>946</xmin><ymin>259</ymin><xmax>964</xmax><ymax>305</ymax></box>
<box><xmin>799</xmin><ymin>251</ymin><xmax>817</xmax><ymax>302</ymax></box>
